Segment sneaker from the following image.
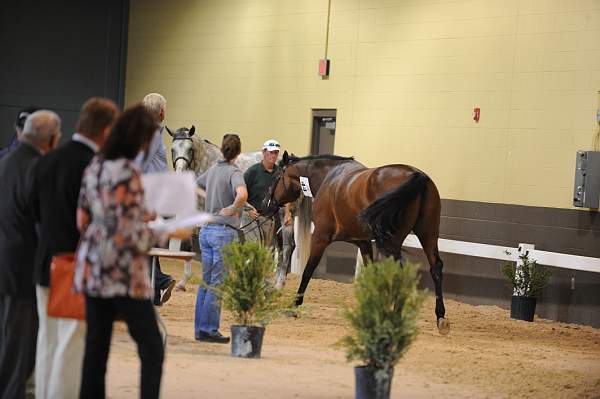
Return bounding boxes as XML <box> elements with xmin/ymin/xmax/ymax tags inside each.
<box><xmin>195</xmin><ymin>330</ymin><xmax>230</xmax><ymax>344</ymax></box>
<box><xmin>160</xmin><ymin>279</ymin><xmax>177</xmax><ymax>305</ymax></box>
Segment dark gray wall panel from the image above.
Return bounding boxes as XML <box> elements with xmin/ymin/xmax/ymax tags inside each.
<box><xmin>312</xmin><ymin>199</ymin><xmax>600</xmax><ymax>327</ymax></box>
<box><xmin>0</xmin><ymin>0</ymin><xmax>128</xmax><ymax>145</ymax></box>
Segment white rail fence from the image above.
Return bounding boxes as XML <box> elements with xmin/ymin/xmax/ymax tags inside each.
<box><xmin>350</xmin><ymin>234</ymin><xmax>600</xmax><ymax>279</ymax></box>
<box><xmin>401</xmin><ymin>234</ymin><xmax>600</xmax><ymax>274</ymax></box>
<box><xmin>290</xmin><ymin>220</ymin><xmax>600</xmax><ymax>276</ymax></box>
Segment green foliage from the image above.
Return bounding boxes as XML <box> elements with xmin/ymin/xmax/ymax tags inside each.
<box><xmin>188</xmin><ymin>275</ymin><xmax>202</xmax><ymax>285</ymax></box>
<box><xmin>338</xmin><ymin>258</ymin><xmax>425</xmax><ymax>373</ymax></box>
<box><xmin>501</xmin><ymin>252</ymin><xmax>551</xmax><ymax>298</ymax></box>
<box><xmin>216</xmin><ymin>241</ymin><xmax>294</xmax><ymax>326</ymax></box>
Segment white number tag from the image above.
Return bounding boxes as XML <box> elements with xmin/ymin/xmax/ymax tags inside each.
<box><xmin>299</xmin><ymin>176</ymin><xmax>313</xmax><ymax>198</ymax></box>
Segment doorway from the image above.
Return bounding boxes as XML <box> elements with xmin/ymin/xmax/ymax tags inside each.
<box><xmin>311</xmin><ymin>109</ymin><xmax>336</xmax><ymax>155</ymax></box>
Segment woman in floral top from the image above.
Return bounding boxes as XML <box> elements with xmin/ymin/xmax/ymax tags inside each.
<box><xmin>75</xmin><ymin>105</ymin><xmax>190</xmax><ymax>399</ymax></box>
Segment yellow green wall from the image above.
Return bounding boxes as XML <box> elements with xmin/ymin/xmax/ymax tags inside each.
<box><xmin>125</xmin><ymin>0</ymin><xmax>600</xmax><ymax>209</ymax></box>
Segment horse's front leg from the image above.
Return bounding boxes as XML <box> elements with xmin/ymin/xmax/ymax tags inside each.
<box><xmin>356</xmin><ymin>240</ymin><xmax>374</xmax><ymax>264</ymax></box>
<box><xmin>274</xmin><ymin>223</ymin><xmax>294</xmax><ymax>289</ymax></box>
<box><xmin>295</xmin><ymin>235</ymin><xmax>330</xmax><ymax>306</ymax></box>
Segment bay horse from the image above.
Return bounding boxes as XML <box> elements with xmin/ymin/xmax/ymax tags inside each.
<box><xmin>263</xmin><ymin>152</ymin><xmax>449</xmax><ymax>334</ymax></box>
<box><xmin>167</xmin><ymin>125</ymin><xmax>295</xmax><ymax>288</ymax></box>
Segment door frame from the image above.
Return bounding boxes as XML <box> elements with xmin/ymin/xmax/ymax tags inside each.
<box><xmin>311</xmin><ymin>109</ymin><xmax>337</xmax><ymax>155</ymax></box>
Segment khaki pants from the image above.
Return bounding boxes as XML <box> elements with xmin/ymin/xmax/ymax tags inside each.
<box><xmin>35</xmin><ymin>285</ymin><xmax>86</xmax><ymax>399</ymax></box>
<box><xmin>241</xmin><ymin>213</ymin><xmax>275</xmax><ymax>247</ymax></box>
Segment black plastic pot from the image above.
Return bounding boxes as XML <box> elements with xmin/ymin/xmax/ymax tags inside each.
<box><xmin>354</xmin><ymin>366</ymin><xmax>393</xmax><ymax>399</ymax></box>
<box><xmin>230</xmin><ymin>325</ymin><xmax>265</xmax><ymax>358</ymax></box>
<box><xmin>510</xmin><ymin>295</ymin><xmax>537</xmax><ymax>322</ymax></box>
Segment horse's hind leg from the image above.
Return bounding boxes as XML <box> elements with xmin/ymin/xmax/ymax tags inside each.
<box><xmin>414</xmin><ymin>229</ymin><xmax>449</xmax><ymax>335</ymax></box>
<box><xmin>295</xmin><ymin>236</ymin><xmax>329</xmax><ymax>306</ymax></box>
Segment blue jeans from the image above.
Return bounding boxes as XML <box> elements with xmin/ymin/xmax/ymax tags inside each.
<box><xmin>194</xmin><ymin>224</ymin><xmax>235</xmax><ymax>336</ymax></box>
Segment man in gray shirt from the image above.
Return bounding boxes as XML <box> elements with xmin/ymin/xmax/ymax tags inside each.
<box><xmin>141</xmin><ymin>93</ymin><xmax>168</xmax><ymax>174</ymax></box>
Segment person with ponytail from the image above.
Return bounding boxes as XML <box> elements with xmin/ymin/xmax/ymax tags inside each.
<box><xmin>194</xmin><ymin>133</ymin><xmax>248</xmax><ymax>343</ymax></box>
<box><xmin>74</xmin><ymin>105</ymin><xmax>191</xmax><ymax>398</ymax></box>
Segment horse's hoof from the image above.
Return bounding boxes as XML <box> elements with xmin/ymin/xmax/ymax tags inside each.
<box><xmin>437</xmin><ymin>318</ymin><xmax>450</xmax><ymax>335</ymax></box>
<box><xmin>273</xmin><ymin>278</ymin><xmax>285</xmax><ymax>290</ymax></box>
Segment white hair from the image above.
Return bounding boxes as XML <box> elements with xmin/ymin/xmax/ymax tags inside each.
<box><xmin>142</xmin><ymin>92</ymin><xmax>166</xmax><ymax>121</ymax></box>
<box><xmin>21</xmin><ymin>110</ymin><xmax>61</xmax><ymax>146</ymax></box>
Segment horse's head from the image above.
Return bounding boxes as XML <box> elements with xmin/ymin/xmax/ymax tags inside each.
<box><xmin>168</xmin><ymin>125</ymin><xmax>196</xmax><ymax>172</ymax></box>
<box><xmin>263</xmin><ymin>151</ymin><xmax>303</xmax><ymax>215</ymax></box>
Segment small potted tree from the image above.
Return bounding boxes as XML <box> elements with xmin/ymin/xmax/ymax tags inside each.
<box><xmin>219</xmin><ymin>241</ymin><xmax>291</xmax><ymax>358</ymax></box>
<box><xmin>338</xmin><ymin>258</ymin><xmax>425</xmax><ymax>399</ymax></box>
<box><xmin>501</xmin><ymin>252</ymin><xmax>551</xmax><ymax>322</ymax></box>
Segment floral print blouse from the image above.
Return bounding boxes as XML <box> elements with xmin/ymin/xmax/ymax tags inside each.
<box><xmin>74</xmin><ymin>157</ymin><xmax>163</xmax><ymax>299</ymax></box>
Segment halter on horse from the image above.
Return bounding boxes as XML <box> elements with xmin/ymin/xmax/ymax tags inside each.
<box><xmin>264</xmin><ymin>151</ymin><xmax>450</xmax><ymax>334</ymax></box>
<box><xmin>168</xmin><ymin>126</ymin><xmax>197</xmax><ymax>172</ymax></box>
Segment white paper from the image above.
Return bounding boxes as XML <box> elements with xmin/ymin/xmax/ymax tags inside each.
<box><xmin>148</xmin><ymin>212</ymin><xmax>213</xmax><ymax>233</ymax></box>
<box><xmin>141</xmin><ymin>171</ymin><xmax>197</xmax><ymax>216</ymax></box>
<box><xmin>299</xmin><ymin>176</ymin><xmax>313</xmax><ymax>198</ymax></box>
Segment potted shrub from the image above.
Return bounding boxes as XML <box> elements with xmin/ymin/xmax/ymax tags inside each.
<box><xmin>218</xmin><ymin>241</ymin><xmax>292</xmax><ymax>358</ymax></box>
<box><xmin>338</xmin><ymin>258</ymin><xmax>425</xmax><ymax>399</ymax></box>
<box><xmin>501</xmin><ymin>251</ymin><xmax>551</xmax><ymax>322</ymax></box>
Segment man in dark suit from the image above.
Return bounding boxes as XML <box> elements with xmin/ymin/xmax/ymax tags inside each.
<box><xmin>0</xmin><ymin>110</ymin><xmax>61</xmax><ymax>399</ymax></box>
<box><xmin>30</xmin><ymin>97</ymin><xmax>118</xmax><ymax>399</ymax></box>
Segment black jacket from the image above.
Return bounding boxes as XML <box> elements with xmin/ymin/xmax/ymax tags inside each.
<box><xmin>32</xmin><ymin>139</ymin><xmax>95</xmax><ymax>286</ymax></box>
<box><xmin>0</xmin><ymin>142</ymin><xmax>42</xmax><ymax>298</ymax></box>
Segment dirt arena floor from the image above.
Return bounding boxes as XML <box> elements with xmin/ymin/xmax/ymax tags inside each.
<box><xmin>105</xmin><ymin>259</ymin><xmax>600</xmax><ymax>398</ymax></box>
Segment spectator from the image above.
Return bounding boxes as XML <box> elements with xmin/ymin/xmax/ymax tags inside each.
<box><xmin>0</xmin><ymin>106</ymin><xmax>40</xmax><ymax>160</ymax></box>
<box><xmin>141</xmin><ymin>92</ymin><xmax>176</xmax><ymax>306</ymax></box>
<box><xmin>195</xmin><ymin>133</ymin><xmax>248</xmax><ymax>344</ymax></box>
<box><xmin>31</xmin><ymin>97</ymin><xmax>118</xmax><ymax>399</ymax></box>
<box><xmin>74</xmin><ymin>105</ymin><xmax>190</xmax><ymax>398</ymax></box>
<box><xmin>0</xmin><ymin>110</ymin><xmax>61</xmax><ymax>399</ymax></box>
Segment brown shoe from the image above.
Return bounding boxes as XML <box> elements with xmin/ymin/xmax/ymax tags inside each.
<box><xmin>195</xmin><ymin>330</ymin><xmax>230</xmax><ymax>344</ymax></box>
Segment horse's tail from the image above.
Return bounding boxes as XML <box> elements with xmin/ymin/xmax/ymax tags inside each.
<box><xmin>293</xmin><ymin>194</ymin><xmax>313</xmax><ymax>274</ymax></box>
<box><xmin>359</xmin><ymin>172</ymin><xmax>430</xmax><ymax>246</ymax></box>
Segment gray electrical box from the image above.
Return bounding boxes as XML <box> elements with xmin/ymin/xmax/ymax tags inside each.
<box><xmin>573</xmin><ymin>151</ymin><xmax>600</xmax><ymax>208</ymax></box>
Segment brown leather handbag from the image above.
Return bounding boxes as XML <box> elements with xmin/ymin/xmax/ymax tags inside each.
<box><xmin>47</xmin><ymin>253</ymin><xmax>85</xmax><ymax>320</ymax></box>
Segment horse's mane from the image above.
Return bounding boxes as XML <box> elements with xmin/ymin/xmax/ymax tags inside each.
<box><xmin>288</xmin><ymin>154</ymin><xmax>354</xmax><ymax>164</ymax></box>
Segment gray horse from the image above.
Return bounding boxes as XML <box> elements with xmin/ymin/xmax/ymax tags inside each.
<box><xmin>169</xmin><ymin>125</ymin><xmax>262</xmax><ymax>174</ymax></box>
<box><xmin>167</xmin><ymin>125</ymin><xmax>295</xmax><ymax>288</ymax></box>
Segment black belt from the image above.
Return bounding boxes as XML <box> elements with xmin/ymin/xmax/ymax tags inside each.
<box><xmin>204</xmin><ymin>222</ymin><xmax>245</xmax><ymax>243</ymax></box>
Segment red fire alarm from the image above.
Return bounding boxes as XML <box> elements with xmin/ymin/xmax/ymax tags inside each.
<box><xmin>473</xmin><ymin>107</ymin><xmax>481</xmax><ymax>122</ymax></box>
<box><xmin>319</xmin><ymin>59</ymin><xmax>330</xmax><ymax>77</ymax></box>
